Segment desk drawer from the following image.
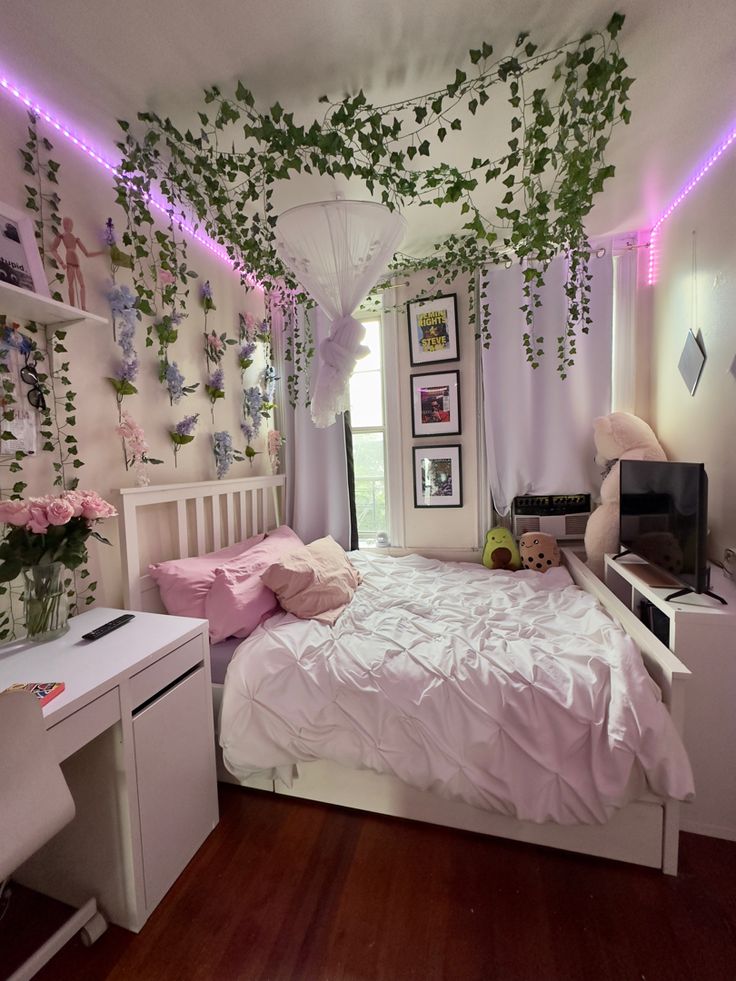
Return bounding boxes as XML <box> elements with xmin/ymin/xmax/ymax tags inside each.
<box><xmin>129</xmin><ymin>634</ymin><xmax>205</xmax><ymax>710</ymax></box>
<box><xmin>49</xmin><ymin>687</ymin><xmax>121</xmax><ymax>763</ymax></box>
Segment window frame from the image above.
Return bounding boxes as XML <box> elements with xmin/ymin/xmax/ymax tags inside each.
<box><xmin>351</xmin><ymin>309</ymin><xmax>403</xmax><ymax>548</ymax></box>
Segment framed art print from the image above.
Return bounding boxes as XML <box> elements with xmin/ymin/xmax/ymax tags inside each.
<box><xmin>411</xmin><ymin>370</ymin><xmax>461</xmax><ymax>438</ymax></box>
<box><xmin>407</xmin><ymin>293</ymin><xmax>459</xmax><ymax>366</ymax></box>
<box><xmin>0</xmin><ymin>201</ymin><xmax>49</xmax><ymax>297</ymax></box>
<box><xmin>413</xmin><ymin>444</ymin><xmax>462</xmax><ymax>508</ymax></box>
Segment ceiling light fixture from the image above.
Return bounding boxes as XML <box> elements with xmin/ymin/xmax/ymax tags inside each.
<box><xmin>275</xmin><ymin>199</ymin><xmax>406</xmax><ymax>428</ymax></box>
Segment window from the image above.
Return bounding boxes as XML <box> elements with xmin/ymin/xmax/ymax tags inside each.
<box><xmin>348</xmin><ymin>318</ymin><xmax>387</xmax><ymax>546</ymax></box>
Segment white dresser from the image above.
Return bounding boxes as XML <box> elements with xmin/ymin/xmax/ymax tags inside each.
<box><xmin>0</xmin><ymin>608</ymin><xmax>219</xmax><ymax>932</ymax></box>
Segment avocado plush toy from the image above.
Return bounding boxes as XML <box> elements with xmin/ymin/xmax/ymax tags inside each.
<box><xmin>482</xmin><ymin>527</ymin><xmax>521</xmax><ymax>571</ymax></box>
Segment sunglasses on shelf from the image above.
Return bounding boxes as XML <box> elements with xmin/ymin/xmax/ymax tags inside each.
<box><xmin>20</xmin><ymin>360</ymin><xmax>47</xmax><ymax>412</ymax></box>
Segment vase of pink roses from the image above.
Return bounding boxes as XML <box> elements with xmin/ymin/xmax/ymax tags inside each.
<box><xmin>0</xmin><ymin>491</ymin><xmax>117</xmax><ymax>641</ymax></box>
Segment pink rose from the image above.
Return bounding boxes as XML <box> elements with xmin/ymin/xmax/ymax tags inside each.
<box><xmin>26</xmin><ymin>502</ymin><xmax>50</xmax><ymax>534</ymax></box>
<box><xmin>62</xmin><ymin>491</ymin><xmax>85</xmax><ymax>517</ymax></box>
<box><xmin>0</xmin><ymin>499</ymin><xmax>31</xmax><ymax>526</ymax></box>
<box><xmin>45</xmin><ymin>497</ymin><xmax>75</xmax><ymax>526</ymax></box>
<box><xmin>79</xmin><ymin>492</ymin><xmax>117</xmax><ymax>521</ymax></box>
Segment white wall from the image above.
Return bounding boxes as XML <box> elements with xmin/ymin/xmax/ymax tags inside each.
<box><xmin>0</xmin><ymin>95</ymin><xmax>269</xmax><ymax>609</ymax></box>
<box><xmin>646</xmin><ymin>153</ymin><xmax>736</xmax><ymax>563</ymax></box>
<box><xmin>385</xmin><ymin>270</ymin><xmax>483</xmax><ymax>560</ymax></box>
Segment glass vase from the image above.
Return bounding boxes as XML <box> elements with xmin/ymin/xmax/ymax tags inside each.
<box><xmin>23</xmin><ymin>562</ymin><xmax>70</xmax><ymax>642</ymax></box>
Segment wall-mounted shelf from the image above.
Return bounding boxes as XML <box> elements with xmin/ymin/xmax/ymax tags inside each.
<box><xmin>0</xmin><ymin>281</ymin><xmax>107</xmax><ymax>328</ymax></box>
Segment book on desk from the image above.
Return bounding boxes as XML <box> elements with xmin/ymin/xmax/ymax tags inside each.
<box><xmin>2</xmin><ymin>681</ymin><xmax>65</xmax><ymax>706</ymax></box>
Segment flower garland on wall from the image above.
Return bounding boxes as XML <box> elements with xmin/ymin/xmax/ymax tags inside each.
<box><xmin>115</xmin><ymin>13</ymin><xmax>632</xmax><ymax>386</ymax></box>
<box><xmin>201</xmin><ymin>281</ymin><xmax>236</xmax><ymax>420</ymax></box>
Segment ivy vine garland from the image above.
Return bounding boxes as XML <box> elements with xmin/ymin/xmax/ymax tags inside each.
<box><xmin>116</xmin><ymin>13</ymin><xmax>631</xmax><ymax>382</ymax></box>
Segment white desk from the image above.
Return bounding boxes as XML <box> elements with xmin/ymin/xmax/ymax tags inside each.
<box><xmin>0</xmin><ymin>608</ymin><xmax>219</xmax><ymax>932</ymax></box>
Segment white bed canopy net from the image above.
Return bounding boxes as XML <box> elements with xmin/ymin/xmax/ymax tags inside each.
<box><xmin>275</xmin><ymin>199</ymin><xmax>406</xmax><ymax>428</ymax></box>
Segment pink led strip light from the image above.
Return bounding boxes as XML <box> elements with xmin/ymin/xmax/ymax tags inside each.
<box><xmin>0</xmin><ymin>73</ymin><xmax>234</xmax><ymax>266</ymax></box>
<box><xmin>647</xmin><ymin>125</ymin><xmax>736</xmax><ymax>285</ymax></box>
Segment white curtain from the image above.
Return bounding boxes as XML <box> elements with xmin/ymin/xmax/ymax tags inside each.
<box><xmin>272</xmin><ymin>303</ymin><xmax>352</xmax><ymax>548</ymax></box>
<box><xmin>275</xmin><ymin>201</ymin><xmax>405</xmax><ymax>429</ymax></box>
<box><xmin>481</xmin><ymin>253</ymin><xmax>613</xmax><ymax>516</ymax></box>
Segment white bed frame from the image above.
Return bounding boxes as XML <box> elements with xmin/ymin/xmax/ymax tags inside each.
<box><xmin>119</xmin><ymin>475</ymin><xmax>691</xmax><ymax>875</ymax></box>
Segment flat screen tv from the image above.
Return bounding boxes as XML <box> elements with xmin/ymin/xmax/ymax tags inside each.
<box><xmin>619</xmin><ymin>460</ymin><xmax>709</xmax><ymax>595</ymax></box>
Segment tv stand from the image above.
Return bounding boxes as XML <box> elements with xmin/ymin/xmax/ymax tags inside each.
<box><xmin>604</xmin><ymin>553</ymin><xmax>736</xmax><ymax>843</ymax></box>
<box><xmin>664</xmin><ymin>585</ymin><xmax>727</xmax><ymax>606</ymax></box>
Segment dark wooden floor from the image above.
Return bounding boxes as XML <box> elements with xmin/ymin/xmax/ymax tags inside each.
<box><xmin>3</xmin><ymin>785</ymin><xmax>736</xmax><ymax>981</ymax></box>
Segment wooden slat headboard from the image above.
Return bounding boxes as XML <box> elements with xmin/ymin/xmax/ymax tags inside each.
<box><xmin>119</xmin><ymin>475</ymin><xmax>286</xmax><ymax>611</ymax></box>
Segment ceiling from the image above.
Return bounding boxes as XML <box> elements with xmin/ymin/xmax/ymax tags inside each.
<box><xmin>2</xmin><ymin>0</ymin><xmax>735</xmax><ymax>256</ymax></box>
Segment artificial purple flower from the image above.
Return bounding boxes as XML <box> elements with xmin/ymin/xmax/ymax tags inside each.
<box><xmin>115</xmin><ymin>357</ymin><xmax>139</xmax><ymax>383</ymax></box>
<box><xmin>209</xmin><ymin>366</ymin><xmax>225</xmax><ymax>391</ymax></box>
<box><xmin>104</xmin><ymin>218</ymin><xmax>117</xmax><ymax>247</ymax></box>
<box><xmin>166</xmin><ymin>362</ymin><xmax>185</xmax><ymax>403</ymax></box>
<box><xmin>213</xmin><ymin>431</ymin><xmax>233</xmax><ymax>479</ymax></box>
<box><xmin>201</xmin><ymin>281</ymin><xmax>213</xmax><ymax>301</ymax></box>
<box><xmin>170</xmin><ymin>309</ymin><xmax>185</xmax><ymax>327</ymax></box>
<box><xmin>175</xmin><ymin>414</ymin><xmax>199</xmax><ymax>437</ymax></box>
<box><xmin>240</xmin><ymin>422</ymin><xmax>255</xmax><ymax>443</ymax></box>
<box><xmin>106</xmin><ymin>283</ymin><xmax>137</xmax><ymax>318</ymax></box>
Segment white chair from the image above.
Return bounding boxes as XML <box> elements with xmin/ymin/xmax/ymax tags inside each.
<box><xmin>0</xmin><ymin>691</ymin><xmax>106</xmax><ymax>980</ymax></box>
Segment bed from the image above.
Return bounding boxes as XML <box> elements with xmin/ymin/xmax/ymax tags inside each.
<box><xmin>119</xmin><ymin>475</ymin><xmax>693</xmax><ymax>874</ymax></box>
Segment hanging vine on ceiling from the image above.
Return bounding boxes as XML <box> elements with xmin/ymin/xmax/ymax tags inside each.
<box><xmin>115</xmin><ymin>12</ymin><xmax>631</xmax><ymax>381</ymax></box>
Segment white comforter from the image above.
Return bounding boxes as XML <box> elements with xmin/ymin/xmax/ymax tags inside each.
<box><xmin>220</xmin><ymin>553</ymin><xmax>694</xmax><ymax>824</ymax></box>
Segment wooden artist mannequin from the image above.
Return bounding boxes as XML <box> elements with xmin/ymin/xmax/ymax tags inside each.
<box><xmin>50</xmin><ymin>217</ymin><xmax>104</xmax><ymax>310</ymax></box>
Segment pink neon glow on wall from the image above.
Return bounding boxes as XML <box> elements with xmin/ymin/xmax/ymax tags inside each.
<box><xmin>647</xmin><ymin>124</ymin><xmax>736</xmax><ymax>285</ymax></box>
<box><xmin>0</xmin><ymin>71</ymin><xmax>238</xmax><ymax>269</ymax></box>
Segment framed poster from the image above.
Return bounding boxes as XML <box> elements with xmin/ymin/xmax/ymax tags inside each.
<box><xmin>0</xmin><ymin>201</ymin><xmax>49</xmax><ymax>296</ymax></box>
<box><xmin>407</xmin><ymin>293</ymin><xmax>459</xmax><ymax>366</ymax></box>
<box><xmin>413</xmin><ymin>444</ymin><xmax>462</xmax><ymax>508</ymax></box>
<box><xmin>411</xmin><ymin>370</ymin><xmax>461</xmax><ymax>438</ymax></box>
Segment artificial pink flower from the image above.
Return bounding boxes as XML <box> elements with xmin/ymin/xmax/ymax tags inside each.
<box><xmin>26</xmin><ymin>502</ymin><xmax>50</xmax><ymax>534</ymax></box>
<box><xmin>63</xmin><ymin>490</ymin><xmax>85</xmax><ymax>517</ymax></box>
<box><xmin>0</xmin><ymin>499</ymin><xmax>31</xmax><ymax>526</ymax></box>
<box><xmin>79</xmin><ymin>492</ymin><xmax>117</xmax><ymax>520</ymax></box>
<box><xmin>45</xmin><ymin>497</ymin><xmax>75</xmax><ymax>526</ymax></box>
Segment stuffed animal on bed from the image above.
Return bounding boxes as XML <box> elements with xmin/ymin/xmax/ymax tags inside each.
<box><xmin>519</xmin><ymin>532</ymin><xmax>560</xmax><ymax>572</ymax></box>
<box><xmin>482</xmin><ymin>527</ymin><xmax>521</xmax><ymax>570</ymax></box>
<box><xmin>584</xmin><ymin>412</ymin><xmax>667</xmax><ymax>577</ymax></box>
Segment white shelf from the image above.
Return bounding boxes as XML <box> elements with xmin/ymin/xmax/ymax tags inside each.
<box><xmin>0</xmin><ymin>280</ymin><xmax>107</xmax><ymax>328</ymax></box>
<box><xmin>604</xmin><ymin>552</ymin><xmax>736</xmax><ymax>842</ymax></box>
<box><xmin>604</xmin><ymin>553</ymin><xmax>736</xmax><ymax>623</ymax></box>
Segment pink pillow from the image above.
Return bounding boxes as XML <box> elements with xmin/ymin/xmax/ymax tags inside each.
<box><xmin>205</xmin><ymin>526</ymin><xmax>304</xmax><ymax>643</ymax></box>
<box><xmin>260</xmin><ymin>536</ymin><xmax>362</xmax><ymax>625</ymax></box>
<box><xmin>149</xmin><ymin>533</ymin><xmax>265</xmax><ymax>618</ymax></box>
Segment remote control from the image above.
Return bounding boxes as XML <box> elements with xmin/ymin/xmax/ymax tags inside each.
<box><xmin>82</xmin><ymin>614</ymin><xmax>135</xmax><ymax>641</ymax></box>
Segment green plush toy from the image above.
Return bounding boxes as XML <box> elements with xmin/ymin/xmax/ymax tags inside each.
<box><xmin>482</xmin><ymin>527</ymin><xmax>521</xmax><ymax>571</ymax></box>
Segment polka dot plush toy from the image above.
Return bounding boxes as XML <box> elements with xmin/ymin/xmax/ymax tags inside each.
<box><xmin>519</xmin><ymin>531</ymin><xmax>560</xmax><ymax>573</ymax></box>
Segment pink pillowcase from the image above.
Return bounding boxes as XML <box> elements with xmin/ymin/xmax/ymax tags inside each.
<box><xmin>260</xmin><ymin>536</ymin><xmax>361</xmax><ymax>625</ymax></box>
<box><xmin>149</xmin><ymin>533</ymin><xmax>266</xmax><ymax>618</ymax></box>
<box><xmin>205</xmin><ymin>526</ymin><xmax>304</xmax><ymax>643</ymax></box>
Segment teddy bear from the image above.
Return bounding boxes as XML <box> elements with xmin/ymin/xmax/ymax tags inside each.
<box><xmin>482</xmin><ymin>527</ymin><xmax>521</xmax><ymax>570</ymax></box>
<box><xmin>584</xmin><ymin>412</ymin><xmax>667</xmax><ymax>577</ymax></box>
<box><xmin>519</xmin><ymin>532</ymin><xmax>560</xmax><ymax>572</ymax></box>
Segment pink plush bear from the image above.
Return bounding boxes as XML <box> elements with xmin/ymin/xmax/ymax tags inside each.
<box><xmin>584</xmin><ymin>412</ymin><xmax>667</xmax><ymax>577</ymax></box>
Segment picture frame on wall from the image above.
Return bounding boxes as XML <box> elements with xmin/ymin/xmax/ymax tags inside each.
<box><xmin>407</xmin><ymin>293</ymin><xmax>459</xmax><ymax>366</ymax></box>
<box><xmin>0</xmin><ymin>201</ymin><xmax>49</xmax><ymax>297</ymax></box>
<box><xmin>411</xmin><ymin>370</ymin><xmax>461</xmax><ymax>438</ymax></box>
<box><xmin>413</xmin><ymin>444</ymin><xmax>463</xmax><ymax>508</ymax></box>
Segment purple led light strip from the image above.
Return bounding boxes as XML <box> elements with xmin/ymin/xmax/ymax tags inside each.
<box><xmin>647</xmin><ymin>124</ymin><xmax>736</xmax><ymax>285</ymax></box>
<box><xmin>0</xmin><ymin>72</ymin><xmax>236</xmax><ymax>267</ymax></box>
